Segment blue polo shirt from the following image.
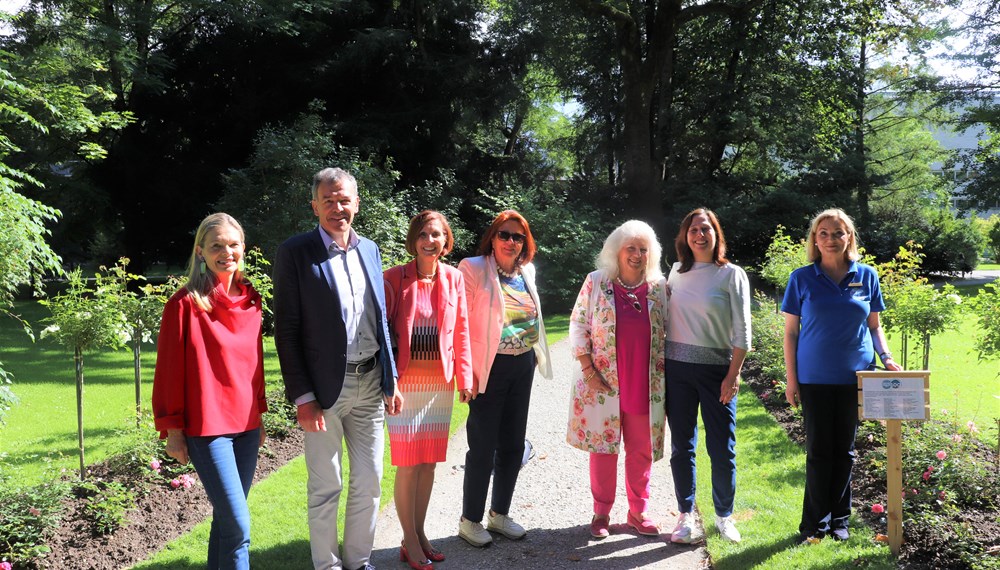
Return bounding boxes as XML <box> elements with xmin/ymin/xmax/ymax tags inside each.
<box><xmin>781</xmin><ymin>261</ymin><xmax>885</xmax><ymax>385</ymax></box>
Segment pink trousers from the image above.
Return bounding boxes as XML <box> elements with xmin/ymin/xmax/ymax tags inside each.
<box><xmin>589</xmin><ymin>412</ymin><xmax>652</xmax><ymax>516</ymax></box>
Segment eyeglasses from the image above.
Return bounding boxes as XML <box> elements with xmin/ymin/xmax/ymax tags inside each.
<box><xmin>496</xmin><ymin>230</ymin><xmax>526</xmax><ymax>244</ymax></box>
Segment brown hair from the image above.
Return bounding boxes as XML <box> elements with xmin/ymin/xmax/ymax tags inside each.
<box><xmin>476</xmin><ymin>209</ymin><xmax>537</xmax><ymax>266</ymax></box>
<box><xmin>405</xmin><ymin>210</ymin><xmax>454</xmax><ymax>258</ymax></box>
<box><xmin>674</xmin><ymin>207</ymin><xmax>729</xmax><ymax>273</ymax></box>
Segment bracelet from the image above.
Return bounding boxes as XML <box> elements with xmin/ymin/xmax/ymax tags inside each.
<box><xmin>585</xmin><ymin>370</ymin><xmax>597</xmax><ymax>382</ymax></box>
<box><xmin>582</xmin><ymin>364</ymin><xmax>594</xmax><ymax>373</ymax></box>
<box><xmin>879</xmin><ymin>351</ymin><xmax>893</xmax><ymax>362</ymax></box>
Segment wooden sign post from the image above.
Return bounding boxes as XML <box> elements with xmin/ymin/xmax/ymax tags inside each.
<box><xmin>857</xmin><ymin>370</ymin><xmax>930</xmax><ymax>556</ymax></box>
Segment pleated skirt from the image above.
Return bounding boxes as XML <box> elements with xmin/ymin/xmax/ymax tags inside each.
<box><xmin>387</xmin><ymin>358</ymin><xmax>454</xmax><ymax>466</ymax></box>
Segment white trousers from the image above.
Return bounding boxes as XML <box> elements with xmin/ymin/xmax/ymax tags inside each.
<box><xmin>305</xmin><ymin>365</ymin><xmax>385</xmax><ymax>570</ymax></box>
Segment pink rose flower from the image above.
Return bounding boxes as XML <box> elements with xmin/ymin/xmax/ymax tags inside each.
<box><xmin>922</xmin><ymin>470</ymin><xmax>931</xmax><ymax>481</ymax></box>
<box><xmin>938</xmin><ymin>490</ymin><xmax>946</xmax><ymax>500</ymax></box>
<box><xmin>150</xmin><ymin>458</ymin><xmax>161</xmax><ymax>471</ymax></box>
<box><xmin>951</xmin><ymin>433</ymin><xmax>963</xmax><ymax>443</ymax></box>
<box><xmin>967</xmin><ymin>421</ymin><xmax>979</xmax><ymax>433</ymax></box>
<box><xmin>936</xmin><ymin>450</ymin><xmax>947</xmax><ymax>461</ymax></box>
<box><xmin>171</xmin><ymin>478</ymin><xmax>181</xmax><ymax>489</ymax></box>
<box><xmin>871</xmin><ymin>503</ymin><xmax>884</xmax><ymax>514</ymax></box>
<box><xmin>1</xmin><ymin>561</ymin><xmax>12</xmax><ymax>570</ymax></box>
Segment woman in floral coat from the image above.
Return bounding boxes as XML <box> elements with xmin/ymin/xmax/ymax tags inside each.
<box><xmin>567</xmin><ymin>220</ymin><xmax>669</xmax><ymax>539</ymax></box>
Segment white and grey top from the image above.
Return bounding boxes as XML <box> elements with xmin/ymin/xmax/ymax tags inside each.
<box><xmin>665</xmin><ymin>261</ymin><xmax>751</xmax><ymax>366</ymax></box>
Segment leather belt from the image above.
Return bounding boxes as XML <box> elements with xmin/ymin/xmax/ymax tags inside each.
<box><xmin>347</xmin><ymin>355</ymin><xmax>377</xmax><ymax>375</ymax></box>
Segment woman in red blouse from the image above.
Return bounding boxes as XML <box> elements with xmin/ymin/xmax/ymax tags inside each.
<box><xmin>152</xmin><ymin>212</ymin><xmax>267</xmax><ymax>570</ymax></box>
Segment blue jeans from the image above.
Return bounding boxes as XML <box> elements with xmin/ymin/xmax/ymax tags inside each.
<box><xmin>666</xmin><ymin>359</ymin><xmax>737</xmax><ymax>517</ymax></box>
<box><xmin>186</xmin><ymin>428</ymin><xmax>260</xmax><ymax>570</ymax></box>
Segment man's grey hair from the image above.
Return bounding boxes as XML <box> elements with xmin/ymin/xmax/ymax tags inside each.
<box><xmin>312</xmin><ymin>167</ymin><xmax>357</xmax><ymax>200</ymax></box>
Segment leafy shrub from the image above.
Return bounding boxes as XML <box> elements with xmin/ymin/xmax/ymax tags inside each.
<box><xmin>242</xmin><ymin>247</ymin><xmax>274</xmax><ymax>335</ymax></box>
<box><xmin>758</xmin><ymin>225</ymin><xmax>805</xmax><ymax>292</ymax></box>
<box><xmin>75</xmin><ymin>481</ymin><xmax>135</xmax><ymax>535</ymax></box>
<box><xmin>0</xmin><ymin>478</ymin><xmax>68</xmax><ymax>565</ymax></box>
<box><xmin>262</xmin><ymin>388</ymin><xmax>298</xmax><ymax>438</ymax></box>
<box><xmin>747</xmin><ymin>291</ymin><xmax>787</xmax><ymax>405</ymax></box>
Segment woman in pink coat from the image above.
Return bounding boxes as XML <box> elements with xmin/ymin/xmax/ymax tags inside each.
<box><xmin>384</xmin><ymin>211</ymin><xmax>473</xmax><ymax>570</ymax></box>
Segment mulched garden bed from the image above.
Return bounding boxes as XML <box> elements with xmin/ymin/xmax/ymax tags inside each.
<box><xmin>742</xmin><ymin>361</ymin><xmax>1000</xmax><ymax>569</ymax></box>
<box><xmin>36</xmin><ymin>430</ymin><xmax>303</xmax><ymax>570</ymax></box>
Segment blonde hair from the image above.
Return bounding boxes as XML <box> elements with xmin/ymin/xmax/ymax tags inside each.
<box><xmin>596</xmin><ymin>220</ymin><xmax>663</xmax><ymax>282</ymax></box>
<box><xmin>805</xmin><ymin>208</ymin><xmax>859</xmax><ymax>263</ymax></box>
<box><xmin>183</xmin><ymin>213</ymin><xmax>246</xmax><ymax>311</ymax></box>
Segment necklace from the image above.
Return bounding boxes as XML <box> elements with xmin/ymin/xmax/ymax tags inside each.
<box><xmin>416</xmin><ymin>264</ymin><xmax>437</xmax><ymax>280</ymax></box>
<box><xmin>616</xmin><ymin>276</ymin><xmax>643</xmax><ymax>290</ymax></box>
<box><xmin>496</xmin><ymin>264</ymin><xmax>520</xmax><ymax>279</ymax></box>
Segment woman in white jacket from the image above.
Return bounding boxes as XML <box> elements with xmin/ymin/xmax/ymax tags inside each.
<box><xmin>457</xmin><ymin>210</ymin><xmax>552</xmax><ymax>548</ymax></box>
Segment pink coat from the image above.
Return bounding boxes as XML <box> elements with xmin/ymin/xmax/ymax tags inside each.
<box><xmin>383</xmin><ymin>261</ymin><xmax>473</xmax><ymax>390</ymax></box>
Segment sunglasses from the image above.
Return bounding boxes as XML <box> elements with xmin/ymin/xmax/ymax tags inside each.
<box><xmin>620</xmin><ymin>290</ymin><xmax>642</xmax><ymax>312</ymax></box>
<box><xmin>496</xmin><ymin>230</ymin><xmax>526</xmax><ymax>244</ymax></box>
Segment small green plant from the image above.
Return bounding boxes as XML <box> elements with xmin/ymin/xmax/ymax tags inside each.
<box><xmin>758</xmin><ymin>225</ymin><xmax>806</xmax><ymax>292</ymax></box>
<box><xmin>0</xmin><ymin>477</ymin><xmax>68</xmax><ymax>565</ymax></box>
<box><xmin>101</xmin><ymin>259</ymin><xmax>169</xmax><ymax>427</ymax></box>
<box><xmin>76</xmin><ymin>481</ymin><xmax>136</xmax><ymax>535</ymax></box>
<box><xmin>748</xmin><ymin>291</ymin><xmax>788</xmax><ymax>405</ymax></box>
<box><xmin>40</xmin><ymin>269</ymin><xmax>129</xmax><ymax>479</ymax></box>
<box><xmin>242</xmin><ymin>247</ymin><xmax>274</xmax><ymax>335</ymax></box>
<box><xmin>876</xmin><ymin>244</ymin><xmax>963</xmax><ymax>369</ymax></box>
<box><xmin>262</xmin><ymin>388</ymin><xmax>297</xmax><ymax>438</ymax></box>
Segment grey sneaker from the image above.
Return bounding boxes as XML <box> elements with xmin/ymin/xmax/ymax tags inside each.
<box><xmin>487</xmin><ymin>511</ymin><xmax>527</xmax><ymax>540</ymax></box>
<box><xmin>459</xmin><ymin>517</ymin><xmax>493</xmax><ymax>547</ymax></box>
<box><xmin>715</xmin><ymin>515</ymin><xmax>742</xmax><ymax>542</ymax></box>
<box><xmin>670</xmin><ymin>512</ymin><xmax>701</xmax><ymax>544</ymax></box>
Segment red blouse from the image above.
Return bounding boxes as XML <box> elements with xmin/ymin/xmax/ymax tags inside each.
<box><xmin>152</xmin><ymin>281</ymin><xmax>267</xmax><ymax>438</ymax></box>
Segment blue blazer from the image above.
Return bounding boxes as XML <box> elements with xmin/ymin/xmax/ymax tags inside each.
<box><xmin>274</xmin><ymin>228</ymin><xmax>398</xmax><ymax>409</ymax></box>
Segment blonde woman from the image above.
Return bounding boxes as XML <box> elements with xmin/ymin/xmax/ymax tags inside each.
<box><xmin>567</xmin><ymin>220</ymin><xmax>669</xmax><ymax>539</ymax></box>
<box><xmin>152</xmin><ymin>213</ymin><xmax>266</xmax><ymax>570</ymax></box>
<box><xmin>782</xmin><ymin>208</ymin><xmax>901</xmax><ymax>543</ymax></box>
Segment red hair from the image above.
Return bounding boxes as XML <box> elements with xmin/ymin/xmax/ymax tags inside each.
<box><xmin>477</xmin><ymin>209</ymin><xmax>537</xmax><ymax>266</ymax></box>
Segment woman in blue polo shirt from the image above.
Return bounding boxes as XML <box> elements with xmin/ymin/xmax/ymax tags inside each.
<box><xmin>781</xmin><ymin>208</ymin><xmax>901</xmax><ymax>543</ymax></box>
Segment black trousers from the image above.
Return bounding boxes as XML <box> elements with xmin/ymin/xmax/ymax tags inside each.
<box><xmin>799</xmin><ymin>383</ymin><xmax>859</xmax><ymax>537</ymax></box>
<box><xmin>462</xmin><ymin>350</ymin><xmax>535</xmax><ymax>523</ymax></box>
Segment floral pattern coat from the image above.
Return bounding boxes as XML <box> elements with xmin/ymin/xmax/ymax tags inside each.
<box><xmin>566</xmin><ymin>270</ymin><xmax>669</xmax><ymax>459</ymax></box>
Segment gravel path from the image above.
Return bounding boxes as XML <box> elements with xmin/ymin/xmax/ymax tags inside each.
<box><xmin>371</xmin><ymin>339</ymin><xmax>709</xmax><ymax>569</ymax></box>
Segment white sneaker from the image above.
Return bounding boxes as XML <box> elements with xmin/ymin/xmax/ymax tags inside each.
<box><xmin>716</xmin><ymin>515</ymin><xmax>742</xmax><ymax>543</ymax></box>
<box><xmin>670</xmin><ymin>512</ymin><xmax>701</xmax><ymax>544</ymax></box>
<box><xmin>487</xmin><ymin>511</ymin><xmax>527</xmax><ymax>540</ymax></box>
<box><xmin>459</xmin><ymin>517</ymin><xmax>493</xmax><ymax>547</ymax></box>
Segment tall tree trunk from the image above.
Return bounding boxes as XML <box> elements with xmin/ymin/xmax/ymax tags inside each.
<box><xmin>855</xmin><ymin>37</ymin><xmax>871</xmax><ymax>227</ymax></box>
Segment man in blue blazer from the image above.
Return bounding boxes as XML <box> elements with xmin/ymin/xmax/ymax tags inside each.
<box><xmin>274</xmin><ymin>167</ymin><xmax>401</xmax><ymax>570</ymax></box>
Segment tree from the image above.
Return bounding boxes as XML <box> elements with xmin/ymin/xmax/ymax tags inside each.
<box><xmin>102</xmin><ymin>259</ymin><xmax>169</xmax><ymax>427</ymax></box>
<box><xmin>40</xmin><ymin>269</ymin><xmax>128</xmax><ymax>479</ymax></box>
<box><xmin>216</xmin><ymin>106</ymin><xmax>408</xmax><ymax>267</ymax></box>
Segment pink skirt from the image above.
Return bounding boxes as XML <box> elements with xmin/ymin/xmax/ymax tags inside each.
<box><xmin>387</xmin><ymin>358</ymin><xmax>454</xmax><ymax>466</ymax></box>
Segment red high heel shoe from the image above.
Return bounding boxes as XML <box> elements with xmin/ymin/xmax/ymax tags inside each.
<box><xmin>399</xmin><ymin>544</ymin><xmax>433</xmax><ymax>570</ymax></box>
<box><xmin>422</xmin><ymin>546</ymin><xmax>445</xmax><ymax>562</ymax></box>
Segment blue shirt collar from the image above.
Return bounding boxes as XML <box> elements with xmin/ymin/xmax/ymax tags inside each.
<box><xmin>811</xmin><ymin>260</ymin><xmax>860</xmax><ymax>281</ymax></box>
<box><xmin>317</xmin><ymin>226</ymin><xmax>360</xmax><ymax>253</ymax></box>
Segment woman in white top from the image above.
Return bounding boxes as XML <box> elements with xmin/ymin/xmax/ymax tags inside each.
<box><xmin>665</xmin><ymin>208</ymin><xmax>751</xmax><ymax>545</ymax></box>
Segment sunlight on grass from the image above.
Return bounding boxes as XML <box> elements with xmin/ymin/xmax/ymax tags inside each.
<box><xmin>692</xmin><ymin>392</ymin><xmax>895</xmax><ymax>569</ymax></box>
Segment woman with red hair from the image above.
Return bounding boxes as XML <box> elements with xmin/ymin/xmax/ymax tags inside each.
<box><xmin>456</xmin><ymin>210</ymin><xmax>552</xmax><ymax>548</ymax></box>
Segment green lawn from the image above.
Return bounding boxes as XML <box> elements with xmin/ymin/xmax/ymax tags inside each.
<box><xmin>695</xmin><ymin>392</ymin><xmax>895</xmax><ymax>568</ymax></box>
<box><xmin>977</xmin><ymin>263</ymin><xmax>1000</xmax><ymax>270</ymax></box>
